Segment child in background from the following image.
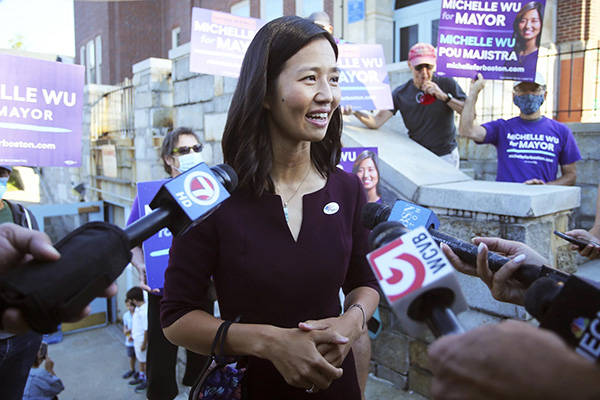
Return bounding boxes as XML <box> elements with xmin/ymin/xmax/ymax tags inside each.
<box><xmin>22</xmin><ymin>342</ymin><xmax>65</xmax><ymax>400</ymax></box>
<box><xmin>126</xmin><ymin>287</ymin><xmax>148</xmax><ymax>393</ymax></box>
<box><xmin>122</xmin><ymin>299</ymin><xmax>137</xmax><ymax>380</ymax></box>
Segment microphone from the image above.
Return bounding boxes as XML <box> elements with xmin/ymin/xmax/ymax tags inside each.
<box><xmin>367</xmin><ymin>221</ymin><xmax>467</xmax><ymax>338</ymax></box>
<box><xmin>0</xmin><ymin>163</ymin><xmax>237</xmax><ymax>333</ymax></box>
<box><xmin>362</xmin><ymin>201</ymin><xmax>569</xmax><ymax>287</ymax></box>
<box><xmin>524</xmin><ymin>275</ymin><xmax>600</xmax><ymax>364</ymax></box>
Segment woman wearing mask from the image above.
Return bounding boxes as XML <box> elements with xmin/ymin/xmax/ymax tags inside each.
<box><xmin>161</xmin><ymin>16</ymin><xmax>379</xmax><ymax>399</ymax></box>
<box><xmin>126</xmin><ymin>127</ymin><xmax>209</xmax><ymax>399</ymax></box>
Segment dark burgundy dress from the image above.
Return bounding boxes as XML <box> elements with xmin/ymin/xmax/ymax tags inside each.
<box><xmin>161</xmin><ymin>168</ymin><xmax>379</xmax><ymax>399</ymax></box>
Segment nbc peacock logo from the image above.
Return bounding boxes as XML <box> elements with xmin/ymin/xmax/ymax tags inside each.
<box><xmin>571</xmin><ymin>317</ymin><xmax>590</xmax><ymax>339</ymax></box>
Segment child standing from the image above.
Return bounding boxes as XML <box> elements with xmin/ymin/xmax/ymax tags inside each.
<box><xmin>126</xmin><ymin>287</ymin><xmax>148</xmax><ymax>393</ymax></box>
<box><xmin>122</xmin><ymin>299</ymin><xmax>137</xmax><ymax>380</ymax></box>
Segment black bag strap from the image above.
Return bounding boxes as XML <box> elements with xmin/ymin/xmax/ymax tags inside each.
<box><xmin>189</xmin><ymin>317</ymin><xmax>242</xmax><ymax>400</ymax></box>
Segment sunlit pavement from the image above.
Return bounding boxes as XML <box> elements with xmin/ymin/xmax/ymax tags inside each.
<box><xmin>46</xmin><ymin>322</ymin><xmax>427</xmax><ymax>400</ymax></box>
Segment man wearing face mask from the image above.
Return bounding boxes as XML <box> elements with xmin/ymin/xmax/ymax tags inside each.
<box><xmin>126</xmin><ymin>128</ymin><xmax>209</xmax><ymax>398</ymax></box>
<box><xmin>0</xmin><ymin>165</ymin><xmax>45</xmax><ymax>400</ymax></box>
<box><xmin>459</xmin><ymin>73</ymin><xmax>581</xmax><ymax>185</ymax></box>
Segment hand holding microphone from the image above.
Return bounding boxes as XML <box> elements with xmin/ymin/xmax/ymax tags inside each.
<box><xmin>440</xmin><ymin>237</ymin><xmax>548</xmax><ymax>306</ymax></box>
<box><xmin>0</xmin><ymin>163</ymin><xmax>237</xmax><ymax>333</ymax></box>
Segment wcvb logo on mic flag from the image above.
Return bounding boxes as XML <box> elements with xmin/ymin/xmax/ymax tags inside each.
<box><xmin>367</xmin><ymin>226</ymin><xmax>450</xmax><ymax>303</ymax></box>
<box><xmin>184</xmin><ymin>171</ymin><xmax>220</xmax><ymax>206</ymax></box>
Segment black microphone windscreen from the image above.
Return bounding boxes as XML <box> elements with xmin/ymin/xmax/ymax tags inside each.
<box><xmin>211</xmin><ymin>163</ymin><xmax>238</xmax><ymax>192</ymax></box>
<box><xmin>524</xmin><ymin>277</ymin><xmax>563</xmax><ymax>320</ymax></box>
<box><xmin>361</xmin><ymin>202</ymin><xmax>391</xmax><ymax>230</ymax></box>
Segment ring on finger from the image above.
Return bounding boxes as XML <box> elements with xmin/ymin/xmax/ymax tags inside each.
<box><xmin>305</xmin><ymin>384</ymin><xmax>317</xmax><ymax>394</ymax></box>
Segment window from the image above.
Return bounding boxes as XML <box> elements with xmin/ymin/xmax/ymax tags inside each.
<box><xmin>171</xmin><ymin>27</ymin><xmax>181</xmax><ymax>49</ymax></box>
<box><xmin>395</xmin><ymin>0</ymin><xmax>430</xmax><ymax>9</ymax></box>
<box><xmin>431</xmin><ymin>19</ymin><xmax>439</xmax><ymax>48</ymax></box>
<box><xmin>400</xmin><ymin>24</ymin><xmax>418</xmax><ymax>61</ymax></box>
<box><xmin>86</xmin><ymin>40</ymin><xmax>96</xmax><ymax>84</ymax></box>
<box><xmin>295</xmin><ymin>0</ymin><xmax>323</xmax><ymax>17</ymax></box>
<box><xmin>261</xmin><ymin>0</ymin><xmax>283</xmax><ymax>21</ymax></box>
<box><xmin>95</xmin><ymin>35</ymin><xmax>102</xmax><ymax>84</ymax></box>
<box><xmin>231</xmin><ymin>0</ymin><xmax>250</xmax><ymax>17</ymax></box>
<box><xmin>79</xmin><ymin>46</ymin><xmax>85</xmax><ymax>67</ymax></box>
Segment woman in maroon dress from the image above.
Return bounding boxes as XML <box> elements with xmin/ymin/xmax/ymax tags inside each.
<box><xmin>161</xmin><ymin>16</ymin><xmax>380</xmax><ymax>399</ymax></box>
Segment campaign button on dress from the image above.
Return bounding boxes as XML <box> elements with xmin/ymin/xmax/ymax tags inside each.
<box><xmin>323</xmin><ymin>202</ymin><xmax>339</xmax><ymax>215</ymax></box>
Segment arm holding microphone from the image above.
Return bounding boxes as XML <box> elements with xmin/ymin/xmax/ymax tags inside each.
<box><xmin>430</xmin><ymin>238</ymin><xmax>600</xmax><ymax>399</ymax></box>
<box><xmin>440</xmin><ymin>237</ymin><xmax>548</xmax><ymax>305</ymax></box>
<box><xmin>0</xmin><ymin>223</ymin><xmax>116</xmax><ymax>333</ymax></box>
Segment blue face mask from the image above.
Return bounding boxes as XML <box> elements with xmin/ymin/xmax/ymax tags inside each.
<box><xmin>176</xmin><ymin>152</ymin><xmax>203</xmax><ymax>173</ymax></box>
<box><xmin>0</xmin><ymin>177</ymin><xmax>8</xmax><ymax>199</ymax></box>
<box><xmin>513</xmin><ymin>94</ymin><xmax>544</xmax><ymax>115</ymax></box>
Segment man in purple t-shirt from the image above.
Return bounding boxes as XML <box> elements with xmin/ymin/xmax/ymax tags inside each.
<box><xmin>459</xmin><ymin>73</ymin><xmax>581</xmax><ymax>185</ymax></box>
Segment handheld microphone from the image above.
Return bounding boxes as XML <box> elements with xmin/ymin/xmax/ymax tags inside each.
<box><xmin>524</xmin><ymin>275</ymin><xmax>600</xmax><ymax>364</ymax></box>
<box><xmin>0</xmin><ymin>163</ymin><xmax>237</xmax><ymax>333</ymax></box>
<box><xmin>362</xmin><ymin>201</ymin><xmax>569</xmax><ymax>287</ymax></box>
<box><xmin>367</xmin><ymin>222</ymin><xmax>467</xmax><ymax>338</ymax></box>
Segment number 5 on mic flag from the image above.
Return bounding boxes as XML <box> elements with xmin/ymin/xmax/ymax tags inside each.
<box><xmin>367</xmin><ymin>226</ymin><xmax>467</xmax><ymax>337</ymax></box>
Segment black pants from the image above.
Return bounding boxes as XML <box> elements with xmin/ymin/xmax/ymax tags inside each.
<box><xmin>146</xmin><ymin>293</ymin><xmax>211</xmax><ymax>400</ymax></box>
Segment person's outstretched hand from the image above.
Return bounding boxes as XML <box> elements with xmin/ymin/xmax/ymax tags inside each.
<box><xmin>564</xmin><ymin>229</ymin><xmax>600</xmax><ymax>260</ymax></box>
<box><xmin>441</xmin><ymin>236</ymin><xmax>548</xmax><ymax>305</ymax></box>
<box><xmin>429</xmin><ymin>320</ymin><xmax>600</xmax><ymax>400</ymax></box>
<box><xmin>0</xmin><ymin>223</ymin><xmax>117</xmax><ymax>333</ymax></box>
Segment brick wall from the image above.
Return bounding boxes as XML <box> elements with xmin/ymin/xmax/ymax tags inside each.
<box><xmin>557</xmin><ymin>0</ymin><xmax>600</xmax><ymax>43</ymax></box>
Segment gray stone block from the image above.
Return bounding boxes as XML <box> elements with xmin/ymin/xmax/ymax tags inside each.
<box><xmin>214</xmin><ymin>94</ymin><xmax>234</xmax><ymax>113</ymax></box>
<box><xmin>173</xmin><ymin>55</ymin><xmax>195</xmax><ymax>82</ymax></box>
<box><xmin>457</xmin><ymin>272</ymin><xmax>527</xmax><ymax>318</ymax></box>
<box><xmin>190</xmin><ymin>75</ymin><xmax>215</xmax><ymax>103</ymax></box>
<box><xmin>375</xmin><ymin>365</ymin><xmax>408</xmax><ymax>390</ymax></box>
<box><xmin>151</xmin><ymin>108</ymin><xmax>173</xmax><ymax>128</ymax></box>
<box><xmin>577</xmin><ymin>159</ymin><xmax>600</xmax><ymax>186</ymax></box>
<box><xmin>372</xmin><ymin>330</ymin><xmax>409</xmax><ymax>373</ymax></box>
<box><xmin>573</xmin><ymin>132</ymin><xmax>600</xmax><ymax>161</ymax></box>
<box><xmin>134</xmin><ymin>109</ymin><xmax>150</xmax><ymax>129</ymax></box>
<box><xmin>212</xmin><ymin>143</ymin><xmax>224</xmax><ymax>164</ymax></box>
<box><xmin>204</xmin><ymin>113</ymin><xmax>228</xmax><ymax>142</ymax></box>
<box><xmin>175</xmin><ymin>104</ymin><xmax>203</xmax><ymax>130</ymax></box>
<box><xmin>224</xmin><ymin>77</ymin><xmax>239</xmax><ymax>94</ymax></box>
<box><xmin>174</xmin><ymin>80</ymin><xmax>189</xmax><ymax>106</ymax></box>
<box><xmin>408</xmin><ymin>367</ymin><xmax>431</xmax><ymax>399</ymax></box>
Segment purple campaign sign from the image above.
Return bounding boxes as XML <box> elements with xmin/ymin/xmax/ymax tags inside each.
<box><xmin>137</xmin><ymin>180</ymin><xmax>171</xmax><ymax>290</ymax></box>
<box><xmin>338</xmin><ymin>147</ymin><xmax>378</xmax><ymax>173</ymax></box>
<box><xmin>190</xmin><ymin>7</ymin><xmax>264</xmax><ymax>78</ymax></box>
<box><xmin>0</xmin><ymin>54</ymin><xmax>84</xmax><ymax>167</ymax></box>
<box><xmin>339</xmin><ymin>44</ymin><xmax>393</xmax><ymax>111</ymax></box>
<box><xmin>436</xmin><ymin>0</ymin><xmax>546</xmax><ymax>81</ymax></box>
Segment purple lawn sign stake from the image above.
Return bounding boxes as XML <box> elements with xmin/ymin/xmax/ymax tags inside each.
<box><xmin>190</xmin><ymin>7</ymin><xmax>265</xmax><ymax>78</ymax></box>
<box><xmin>0</xmin><ymin>54</ymin><xmax>84</xmax><ymax>167</ymax></box>
<box><xmin>436</xmin><ymin>0</ymin><xmax>546</xmax><ymax>82</ymax></box>
<box><xmin>338</xmin><ymin>44</ymin><xmax>393</xmax><ymax>111</ymax></box>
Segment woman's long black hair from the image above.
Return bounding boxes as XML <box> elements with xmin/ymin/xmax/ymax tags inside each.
<box><xmin>222</xmin><ymin>16</ymin><xmax>342</xmax><ymax>196</ymax></box>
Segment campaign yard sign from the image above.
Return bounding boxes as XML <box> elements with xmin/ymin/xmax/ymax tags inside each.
<box><xmin>137</xmin><ymin>180</ymin><xmax>171</xmax><ymax>290</ymax></box>
<box><xmin>0</xmin><ymin>54</ymin><xmax>84</xmax><ymax>167</ymax></box>
<box><xmin>338</xmin><ymin>147</ymin><xmax>378</xmax><ymax>173</ymax></box>
<box><xmin>436</xmin><ymin>0</ymin><xmax>546</xmax><ymax>81</ymax></box>
<box><xmin>338</xmin><ymin>44</ymin><xmax>393</xmax><ymax>111</ymax></box>
<box><xmin>190</xmin><ymin>7</ymin><xmax>264</xmax><ymax>78</ymax></box>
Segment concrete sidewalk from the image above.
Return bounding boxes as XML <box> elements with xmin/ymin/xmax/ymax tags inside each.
<box><xmin>47</xmin><ymin>324</ymin><xmax>426</xmax><ymax>400</ymax></box>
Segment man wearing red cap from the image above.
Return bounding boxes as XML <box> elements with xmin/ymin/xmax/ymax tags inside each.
<box><xmin>345</xmin><ymin>42</ymin><xmax>466</xmax><ymax>167</ymax></box>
